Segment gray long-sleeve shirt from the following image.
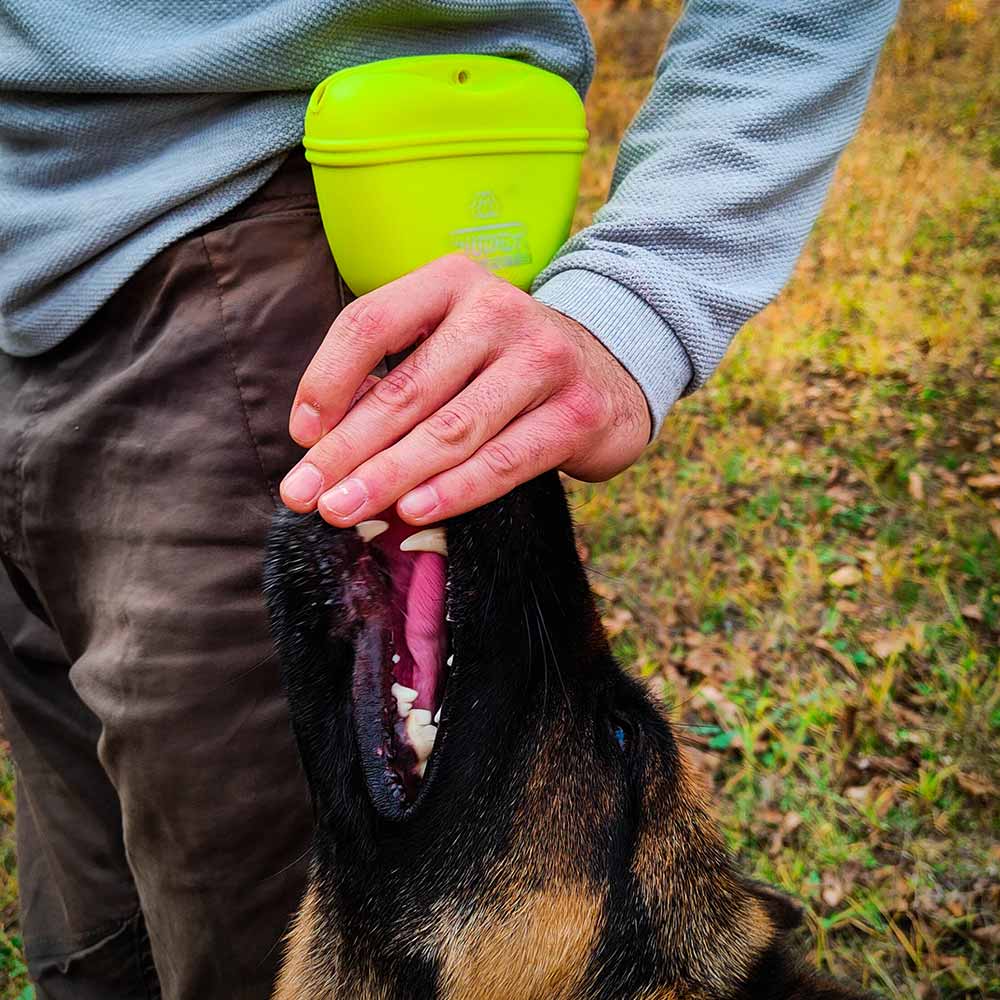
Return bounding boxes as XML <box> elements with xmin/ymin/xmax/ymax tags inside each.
<box><xmin>0</xmin><ymin>1</ymin><xmax>898</xmax><ymax>430</ymax></box>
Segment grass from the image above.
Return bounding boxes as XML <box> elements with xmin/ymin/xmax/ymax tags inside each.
<box><xmin>569</xmin><ymin>1</ymin><xmax>999</xmax><ymax>996</ymax></box>
<box><xmin>1</xmin><ymin>0</ymin><xmax>996</xmax><ymax>996</ymax></box>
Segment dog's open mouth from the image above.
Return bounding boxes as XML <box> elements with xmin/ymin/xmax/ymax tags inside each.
<box><xmin>350</xmin><ymin>512</ymin><xmax>451</xmax><ymax>815</ymax></box>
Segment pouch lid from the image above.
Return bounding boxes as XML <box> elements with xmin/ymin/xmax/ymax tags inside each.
<box><xmin>303</xmin><ymin>54</ymin><xmax>588</xmax><ymax>167</ymax></box>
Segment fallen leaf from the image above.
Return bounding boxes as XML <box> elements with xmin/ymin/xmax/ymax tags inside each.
<box><xmin>845</xmin><ymin>785</ymin><xmax>870</xmax><ymax>804</ymax></box>
<box><xmin>870</xmin><ymin>630</ymin><xmax>909</xmax><ymax>658</ymax></box>
<box><xmin>960</xmin><ymin>603</ymin><xmax>983</xmax><ymax>622</ymax></box>
<box><xmin>991</xmin><ymin>518</ymin><xmax>1000</xmax><ymax>543</ymax></box>
<box><xmin>602</xmin><ymin>607</ymin><xmax>634</xmax><ymax>638</ymax></box>
<box><xmin>772</xmin><ymin>811</ymin><xmax>799</xmax><ymax>835</ymax></box>
<box><xmin>967</xmin><ymin>473</ymin><xmax>1000</xmax><ymax>491</ymax></box>
<box><xmin>856</xmin><ymin>754</ymin><xmax>911</xmax><ymax>775</ymax></box>
<box><xmin>829</xmin><ymin>565</ymin><xmax>863</xmax><ymax>588</ymax></box>
<box><xmin>863</xmin><ymin>622</ymin><xmax>925</xmax><ymax>658</ymax></box>
<box><xmin>971</xmin><ymin>924</ymin><xmax>1000</xmax><ymax>947</ymax></box>
<box><xmin>957</xmin><ymin>772</ymin><xmax>997</xmax><ymax>798</ymax></box>
<box><xmin>908</xmin><ymin>469</ymin><xmax>924</xmax><ymax>501</ymax></box>
<box><xmin>685</xmin><ymin>644</ymin><xmax>730</xmax><ymax>678</ymax></box>
<box><xmin>768</xmin><ymin>811</ymin><xmax>803</xmax><ymax>855</ymax></box>
<box><xmin>701</xmin><ymin>509</ymin><xmax>734</xmax><ymax>530</ymax></box>
<box><xmin>822</xmin><ymin>883</ymin><xmax>844</xmax><ymax>908</ymax></box>
<box><xmin>825</xmin><ymin>485</ymin><xmax>856</xmax><ymax>505</ymax></box>
<box><xmin>694</xmin><ymin>685</ymin><xmax>741</xmax><ymax>727</ymax></box>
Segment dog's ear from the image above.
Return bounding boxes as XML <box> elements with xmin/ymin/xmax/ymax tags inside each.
<box><xmin>743</xmin><ymin>879</ymin><xmax>805</xmax><ymax>932</ymax></box>
<box><xmin>738</xmin><ymin>882</ymin><xmax>875</xmax><ymax>1000</ymax></box>
<box><xmin>778</xmin><ymin>966</ymin><xmax>877</xmax><ymax>1000</ymax></box>
<box><xmin>741</xmin><ymin>947</ymin><xmax>876</xmax><ymax>1000</ymax></box>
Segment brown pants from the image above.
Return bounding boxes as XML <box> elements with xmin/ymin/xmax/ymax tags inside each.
<box><xmin>0</xmin><ymin>154</ymin><xmax>340</xmax><ymax>999</ymax></box>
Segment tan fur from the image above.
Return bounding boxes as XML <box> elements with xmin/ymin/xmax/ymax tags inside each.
<box><xmin>436</xmin><ymin>736</ymin><xmax>607</xmax><ymax>999</ymax></box>
<box><xmin>273</xmin><ymin>724</ymin><xmax>782</xmax><ymax>1000</ymax></box>
<box><xmin>631</xmin><ymin>746</ymin><xmax>776</xmax><ymax>993</ymax></box>
<box><xmin>273</xmin><ymin>885</ymin><xmax>328</xmax><ymax>1000</ymax></box>
<box><xmin>440</xmin><ymin>889</ymin><xmax>602</xmax><ymax>1000</ymax></box>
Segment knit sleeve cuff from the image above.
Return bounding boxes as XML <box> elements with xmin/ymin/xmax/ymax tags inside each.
<box><xmin>532</xmin><ymin>269</ymin><xmax>693</xmax><ymax>437</ymax></box>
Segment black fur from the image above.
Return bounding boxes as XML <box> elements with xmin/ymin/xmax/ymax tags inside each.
<box><xmin>264</xmin><ymin>472</ymin><xmax>874</xmax><ymax>999</ymax></box>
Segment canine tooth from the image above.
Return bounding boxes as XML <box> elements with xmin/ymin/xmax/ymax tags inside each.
<box><xmin>415</xmin><ymin>760</ymin><xmax>427</xmax><ymax>779</ymax></box>
<box><xmin>404</xmin><ymin>712</ymin><xmax>437</xmax><ymax>761</ymax></box>
<box><xmin>446</xmin><ymin>654</ymin><xmax>454</xmax><ymax>667</ymax></box>
<box><xmin>391</xmin><ymin>653</ymin><xmax>401</xmax><ymax>664</ymax></box>
<box><xmin>433</xmin><ymin>707</ymin><xmax>441</xmax><ymax>725</ymax></box>
<box><xmin>399</xmin><ymin>527</ymin><xmax>447</xmax><ymax>557</ymax></box>
<box><xmin>391</xmin><ymin>683</ymin><xmax>418</xmax><ymax>717</ymax></box>
<box><xmin>355</xmin><ymin>519</ymin><xmax>390</xmax><ymax>542</ymax></box>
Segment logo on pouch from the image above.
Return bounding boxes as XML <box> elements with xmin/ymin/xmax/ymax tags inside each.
<box><xmin>470</xmin><ymin>190</ymin><xmax>501</xmax><ymax>220</ymax></box>
<box><xmin>450</xmin><ymin>222</ymin><xmax>532</xmax><ymax>272</ymax></box>
<box><xmin>451</xmin><ymin>190</ymin><xmax>531</xmax><ymax>272</ymax></box>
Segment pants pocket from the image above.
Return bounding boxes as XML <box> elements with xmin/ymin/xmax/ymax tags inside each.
<box><xmin>28</xmin><ymin>911</ymin><xmax>159</xmax><ymax>1000</ymax></box>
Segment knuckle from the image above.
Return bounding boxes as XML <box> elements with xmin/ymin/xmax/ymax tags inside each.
<box><xmin>559</xmin><ymin>384</ymin><xmax>608</xmax><ymax>432</ymax></box>
<box><xmin>535</xmin><ymin>331</ymin><xmax>574</xmax><ymax>370</ymax></box>
<box><xmin>337</xmin><ymin>298</ymin><xmax>388</xmax><ymax>345</ymax></box>
<box><xmin>425</xmin><ymin>406</ymin><xmax>476</xmax><ymax>449</ymax></box>
<box><xmin>439</xmin><ymin>252</ymin><xmax>481</xmax><ymax>280</ymax></box>
<box><xmin>471</xmin><ymin>282</ymin><xmax>516</xmax><ymax>324</ymax></box>
<box><xmin>372</xmin><ymin>365</ymin><xmax>422</xmax><ymax>413</ymax></box>
<box><xmin>480</xmin><ymin>439</ymin><xmax>521</xmax><ymax>480</ymax></box>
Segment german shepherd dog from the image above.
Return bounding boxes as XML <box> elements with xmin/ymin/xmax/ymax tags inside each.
<box><xmin>264</xmin><ymin>472</ymin><xmax>870</xmax><ymax>999</ymax></box>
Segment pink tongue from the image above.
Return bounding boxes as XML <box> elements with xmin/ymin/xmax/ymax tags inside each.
<box><xmin>405</xmin><ymin>552</ymin><xmax>447</xmax><ymax>710</ymax></box>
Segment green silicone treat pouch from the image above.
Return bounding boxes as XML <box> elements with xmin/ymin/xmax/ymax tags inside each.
<box><xmin>303</xmin><ymin>55</ymin><xmax>588</xmax><ymax>294</ymax></box>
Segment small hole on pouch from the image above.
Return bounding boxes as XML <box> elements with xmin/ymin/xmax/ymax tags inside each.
<box><xmin>311</xmin><ymin>80</ymin><xmax>329</xmax><ymax>109</ymax></box>
<box><xmin>456</xmin><ymin>70</ymin><xmax>469</xmax><ymax>84</ymax></box>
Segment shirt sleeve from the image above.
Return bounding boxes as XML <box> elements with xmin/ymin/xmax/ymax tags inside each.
<box><xmin>531</xmin><ymin>0</ymin><xmax>899</xmax><ymax>434</ymax></box>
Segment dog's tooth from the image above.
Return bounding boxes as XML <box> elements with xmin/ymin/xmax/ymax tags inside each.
<box><xmin>391</xmin><ymin>653</ymin><xmax>401</xmax><ymax>664</ymax></box>
<box><xmin>404</xmin><ymin>712</ymin><xmax>437</xmax><ymax>762</ymax></box>
<box><xmin>433</xmin><ymin>707</ymin><xmax>441</xmax><ymax>725</ymax></box>
<box><xmin>399</xmin><ymin>527</ymin><xmax>447</xmax><ymax>557</ymax></box>
<box><xmin>391</xmin><ymin>683</ymin><xmax>418</xmax><ymax>718</ymax></box>
<box><xmin>415</xmin><ymin>759</ymin><xmax>427</xmax><ymax>779</ymax></box>
<box><xmin>446</xmin><ymin>654</ymin><xmax>454</xmax><ymax>667</ymax></box>
<box><xmin>355</xmin><ymin>519</ymin><xmax>390</xmax><ymax>543</ymax></box>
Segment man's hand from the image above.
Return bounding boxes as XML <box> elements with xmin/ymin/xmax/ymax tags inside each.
<box><xmin>279</xmin><ymin>254</ymin><xmax>650</xmax><ymax>527</ymax></box>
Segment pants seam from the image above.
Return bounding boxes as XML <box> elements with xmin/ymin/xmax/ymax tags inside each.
<box><xmin>10</xmin><ymin>372</ymin><xmax>51</xmax><ymax>585</ymax></box>
<box><xmin>200</xmin><ymin>233</ymin><xmax>277</xmax><ymax>507</ymax></box>
<box><xmin>25</xmin><ymin>907</ymin><xmax>141</xmax><ymax>962</ymax></box>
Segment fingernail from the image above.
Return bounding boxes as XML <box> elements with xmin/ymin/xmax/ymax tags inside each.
<box><xmin>281</xmin><ymin>463</ymin><xmax>323</xmax><ymax>505</ymax></box>
<box><xmin>319</xmin><ymin>478</ymin><xmax>368</xmax><ymax>519</ymax></box>
<box><xmin>290</xmin><ymin>403</ymin><xmax>322</xmax><ymax>445</ymax></box>
<box><xmin>399</xmin><ymin>485</ymin><xmax>440</xmax><ymax>520</ymax></box>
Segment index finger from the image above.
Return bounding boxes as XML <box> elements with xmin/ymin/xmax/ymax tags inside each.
<box><xmin>290</xmin><ymin>254</ymin><xmax>488</xmax><ymax>446</ymax></box>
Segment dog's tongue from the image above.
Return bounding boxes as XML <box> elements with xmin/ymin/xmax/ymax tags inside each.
<box><xmin>405</xmin><ymin>551</ymin><xmax>447</xmax><ymax>710</ymax></box>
